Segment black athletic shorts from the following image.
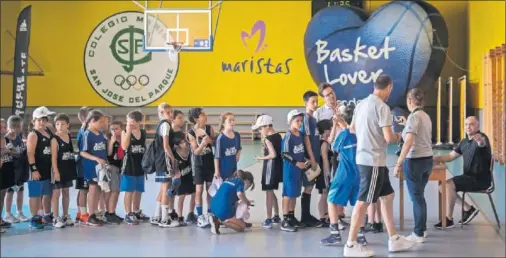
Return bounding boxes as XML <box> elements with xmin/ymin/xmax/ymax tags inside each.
<box><xmin>315</xmin><ymin>171</ymin><xmax>328</xmax><ymax>194</ymax></box>
<box><xmin>53</xmin><ymin>180</ymin><xmax>73</xmax><ymax>189</ymax></box>
<box><xmin>177</xmin><ymin>175</ymin><xmax>196</xmax><ymax>196</ymax></box>
<box><xmin>75</xmin><ymin>177</ymin><xmax>89</xmax><ymax>190</ymax></box>
<box><xmin>357</xmin><ymin>165</ymin><xmax>394</xmax><ymax>203</ymax></box>
<box><xmin>453</xmin><ymin>175</ymin><xmax>490</xmax><ymax>192</ymax></box>
<box><xmin>193</xmin><ymin>165</ymin><xmax>213</xmax><ymax>185</ymax></box>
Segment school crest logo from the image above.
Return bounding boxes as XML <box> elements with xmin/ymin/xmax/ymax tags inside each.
<box><xmin>84</xmin><ymin>11</ymin><xmax>178</xmax><ymax>107</ymax></box>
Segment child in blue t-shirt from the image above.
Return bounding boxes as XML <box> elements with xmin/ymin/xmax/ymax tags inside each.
<box><xmin>80</xmin><ymin>110</ymin><xmax>108</xmax><ymax>227</ymax></box>
<box><xmin>76</xmin><ymin>106</ymin><xmax>93</xmax><ymax>224</ymax></box>
<box><xmin>320</xmin><ymin>105</ymin><xmax>367</xmax><ymax>246</ymax></box>
<box><xmin>281</xmin><ymin>110</ymin><xmax>308</xmax><ymax>233</ymax></box>
<box><xmin>208</xmin><ymin>170</ymin><xmax>254</xmax><ymax>235</ymax></box>
<box><xmin>300</xmin><ymin>91</ymin><xmax>323</xmax><ymax>227</ymax></box>
<box><xmin>214</xmin><ymin>112</ymin><xmax>242</xmax><ymax>180</ymax></box>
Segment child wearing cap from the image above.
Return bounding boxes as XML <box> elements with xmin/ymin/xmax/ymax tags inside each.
<box><xmin>300</xmin><ymin>91</ymin><xmax>323</xmax><ymax>227</ymax></box>
<box><xmin>26</xmin><ymin>106</ymin><xmax>56</xmax><ymax>229</ymax></box>
<box><xmin>253</xmin><ymin>114</ymin><xmax>283</xmax><ymax>229</ymax></box>
<box><xmin>280</xmin><ymin>109</ymin><xmax>308</xmax><ymax>232</ymax></box>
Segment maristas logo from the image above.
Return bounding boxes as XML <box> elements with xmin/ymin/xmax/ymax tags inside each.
<box><xmin>221</xmin><ymin>20</ymin><xmax>293</xmax><ymax>75</ymax></box>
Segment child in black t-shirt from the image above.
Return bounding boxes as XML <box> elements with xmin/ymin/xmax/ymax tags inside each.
<box><xmin>50</xmin><ymin>114</ymin><xmax>77</xmax><ymax>228</ymax></box>
<box><xmin>252</xmin><ymin>115</ymin><xmax>283</xmax><ymax>229</ymax></box>
<box><xmin>106</xmin><ymin>120</ymin><xmax>124</xmax><ymax>224</ymax></box>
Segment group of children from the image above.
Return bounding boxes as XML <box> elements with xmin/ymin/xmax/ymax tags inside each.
<box><xmin>0</xmin><ymin>91</ymin><xmax>384</xmax><ymax>241</ymax></box>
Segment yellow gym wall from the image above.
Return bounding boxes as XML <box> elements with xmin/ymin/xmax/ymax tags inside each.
<box><xmin>0</xmin><ymin>1</ymin><xmax>478</xmax><ymax>107</ymax></box>
<box><xmin>467</xmin><ymin>1</ymin><xmax>506</xmax><ymax>109</ymax></box>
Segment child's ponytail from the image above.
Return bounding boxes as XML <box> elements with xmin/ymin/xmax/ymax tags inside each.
<box><xmin>234</xmin><ymin>169</ymin><xmax>255</xmax><ymax>191</ymax></box>
<box><xmin>84</xmin><ymin>110</ymin><xmax>105</xmax><ymax>130</ymax></box>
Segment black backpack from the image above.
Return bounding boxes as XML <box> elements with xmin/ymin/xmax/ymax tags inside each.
<box><xmin>142</xmin><ymin>120</ymin><xmax>169</xmax><ymax>175</ymax></box>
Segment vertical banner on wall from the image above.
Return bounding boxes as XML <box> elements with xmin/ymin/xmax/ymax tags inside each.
<box><xmin>11</xmin><ymin>5</ymin><xmax>32</xmax><ymax>118</ymax></box>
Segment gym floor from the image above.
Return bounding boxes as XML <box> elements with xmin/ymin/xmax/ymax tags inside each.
<box><xmin>1</xmin><ymin>144</ymin><xmax>505</xmax><ymax>257</ymax></box>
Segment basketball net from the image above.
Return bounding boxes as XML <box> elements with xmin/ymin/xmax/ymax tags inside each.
<box><xmin>166</xmin><ymin>42</ymin><xmax>183</xmax><ymax>62</ymax></box>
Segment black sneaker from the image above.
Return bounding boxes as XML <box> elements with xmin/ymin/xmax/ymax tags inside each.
<box><xmin>105</xmin><ymin>213</ymin><xmax>122</xmax><ymax>225</ymax></box>
<box><xmin>357</xmin><ymin>228</ymin><xmax>368</xmax><ymax>246</ymax></box>
<box><xmin>373</xmin><ymin>222</ymin><xmax>384</xmax><ymax>233</ymax></box>
<box><xmin>292</xmin><ymin>217</ymin><xmax>306</xmax><ymax>228</ymax></box>
<box><xmin>329</xmin><ymin>223</ymin><xmax>340</xmax><ymax>234</ymax></box>
<box><xmin>363</xmin><ymin>223</ymin><xmax>374</xmax><ymax>232</ymax></box>
<box><xmin>134</xmin><ymin>210</ymin><xmax>150</xmax><ymax>222</ymax></box>
<box><xmin>178</xmin><ymin>217</ymin><xmax>187</xmax><ymax>227</ymax></box>
<box><xmin>186</xmin><ymin>212</ymin><xmax>197</xmax><ymax>224</ymax></box>
<box><xmin>281</xmin><ymin>219</ymin><xmax>297</xmax><ymax>232</ymax></box>
<box><xmin>320</xmin><ymin>218</ymin><xmax>330</xmax><ymax>228</ymax></box>
<box><xmin>114</xmin><ymin>213</ymin><xmax>124</xmax><ymax>221</ymax></box>
<box><xmin>86</xmin><ymin>214</ymin><xmax>104</xmax><ymax>226</ymax></box>
<box><xmin>0</xmin><ymin>219</ymin><xmax>12</xmax><ymax>228</ymax></box>
<box><xmin>170</xmin><ymin>211</ymin><xmax>178</xmax><ymax>220</ymax></box>
<box><xmin>460</xmin><ymin>206</ymin><xmax>480</xmax><ymax>225</ymax></box>
<box><xmin>434</xmin><ymin>217</ymin><xmax>455</xmax><ymax>229</ymax></box>
<box><xmin>320</xmin><ymin>233</ymin><xmax>341</xmax><ymax>245</ymax></box>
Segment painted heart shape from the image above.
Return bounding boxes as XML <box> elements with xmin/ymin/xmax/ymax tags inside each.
<box><xmin>304</xmin><ymin>1</ymin><xmax>448</xmax><ymax>106</ymax></box>
<box><xmin>241</xmin><ymin>20</ymin><xmax>266</xmax><ymax>54</ymax></box>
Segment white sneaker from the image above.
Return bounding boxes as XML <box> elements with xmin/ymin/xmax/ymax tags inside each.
<box><xmin>169</xmin><ymin>219</ymin><xmax>180</xmax><ymax>228</ymax></box>
<box><xmin>344</xmin><ymin>243</ymin><xmax>375</xmax><ymax>257</ymax></box>
<box><xmin>406</xmin><ymin>232</ymin><xmax>425</xmax><ymax>243</ymax></box>
<box><xmin>53</xmin><ymin>217</ymin><xmax>65</xmax><ymax>228</ymax></box>
<box><xmin>4</xmin><ymin>213</ymin><xmax>20</xmax><ymax>224</ymax></box>
<box><xmin>388</xmin><ymin>235</ymin><xmax>415</xmax><ymax>253</ymax></box>
<box><xmin>197</xmin><ymin>215</ymin><xmax>210</xmax><ymax>228</ymax></box>
<box><xmin>423</xmin><ymin>231</ymin><xmax>428</xmax><ymax>238</ymax></box>
<box><xmin>150</xmin><ymin>216</ymin><xmax>161</xmax><ymax>225</ymax></box>
<box><xmin>158</xmin><ymin>217</ymin><xmax>172</xmax><ymax>228</ymax></box>
<box><xmin>17</xmin><ymin>212</ymin><xmax>29</xmax><ymax>222</ymax></box>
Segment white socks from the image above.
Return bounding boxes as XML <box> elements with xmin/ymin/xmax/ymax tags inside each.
<box><xmin>161</xmin><ymin>205</ymin><xmax>169</xmax><ymax>219</ymax></box>
<box><xmin>390</xmin><ymin>234</ymin><xmax>400</xmax><ymax>241</ymax></box>
<box><xmin>154</xmin><ymin>202</ymin><xmax>161</xmax><ymax>217</ymax></box>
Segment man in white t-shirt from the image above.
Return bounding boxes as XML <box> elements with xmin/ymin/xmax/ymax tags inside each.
<box><xmin>344</xmin><ymin>75</ymin><xmax>414</xmax><ymax>257</ymax></box>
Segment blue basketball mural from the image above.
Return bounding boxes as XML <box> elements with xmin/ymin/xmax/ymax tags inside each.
<box><xmin>304</xmin><ymin>0</ymin><xmax>449</xmax><ymax>107</ymax></box>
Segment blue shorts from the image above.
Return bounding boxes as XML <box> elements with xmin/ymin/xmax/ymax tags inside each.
<box><xmin>327</xmin><ymin>180</ymin><xmax>359</xmax><ymax>207</ymax></box>
<box><xmin>120</xmin><ymin>175</ymin><xmax>145</xmax><ymax>192</ymax></box>
<box><xmin>155</xmin><ymin>171</ymin><xmax>171</xmax><ymax>183</ymax></box>
<box><xmin>84</xmin><ymin>167</ymin><xmax>98</xmax><ymax>183</ymax></box>
<box><xmin>28</xmin><ymin>179</ymin><xmax>53</xmax><ymax>198</ymax></box>
<box><xmin>210</xmin><ymin>199</ymin><xmax>235</xmax><ymax>221</ymax></box>
<box><xmin>282</xmin><ymin>165</ymin><xmax>302</xmax><ymax>198</ymax></box>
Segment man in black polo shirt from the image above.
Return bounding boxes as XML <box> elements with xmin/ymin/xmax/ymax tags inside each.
<box><xmin>433</xmin><ymin>116</ymin><xmax>492</xmax><ymax>229</ymax></box>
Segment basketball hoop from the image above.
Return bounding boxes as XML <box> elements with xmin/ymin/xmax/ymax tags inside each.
<box><xmin>166</xmin><ymin>42</ymin><xmax>184</xmax><ymax>62</ymax></box>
